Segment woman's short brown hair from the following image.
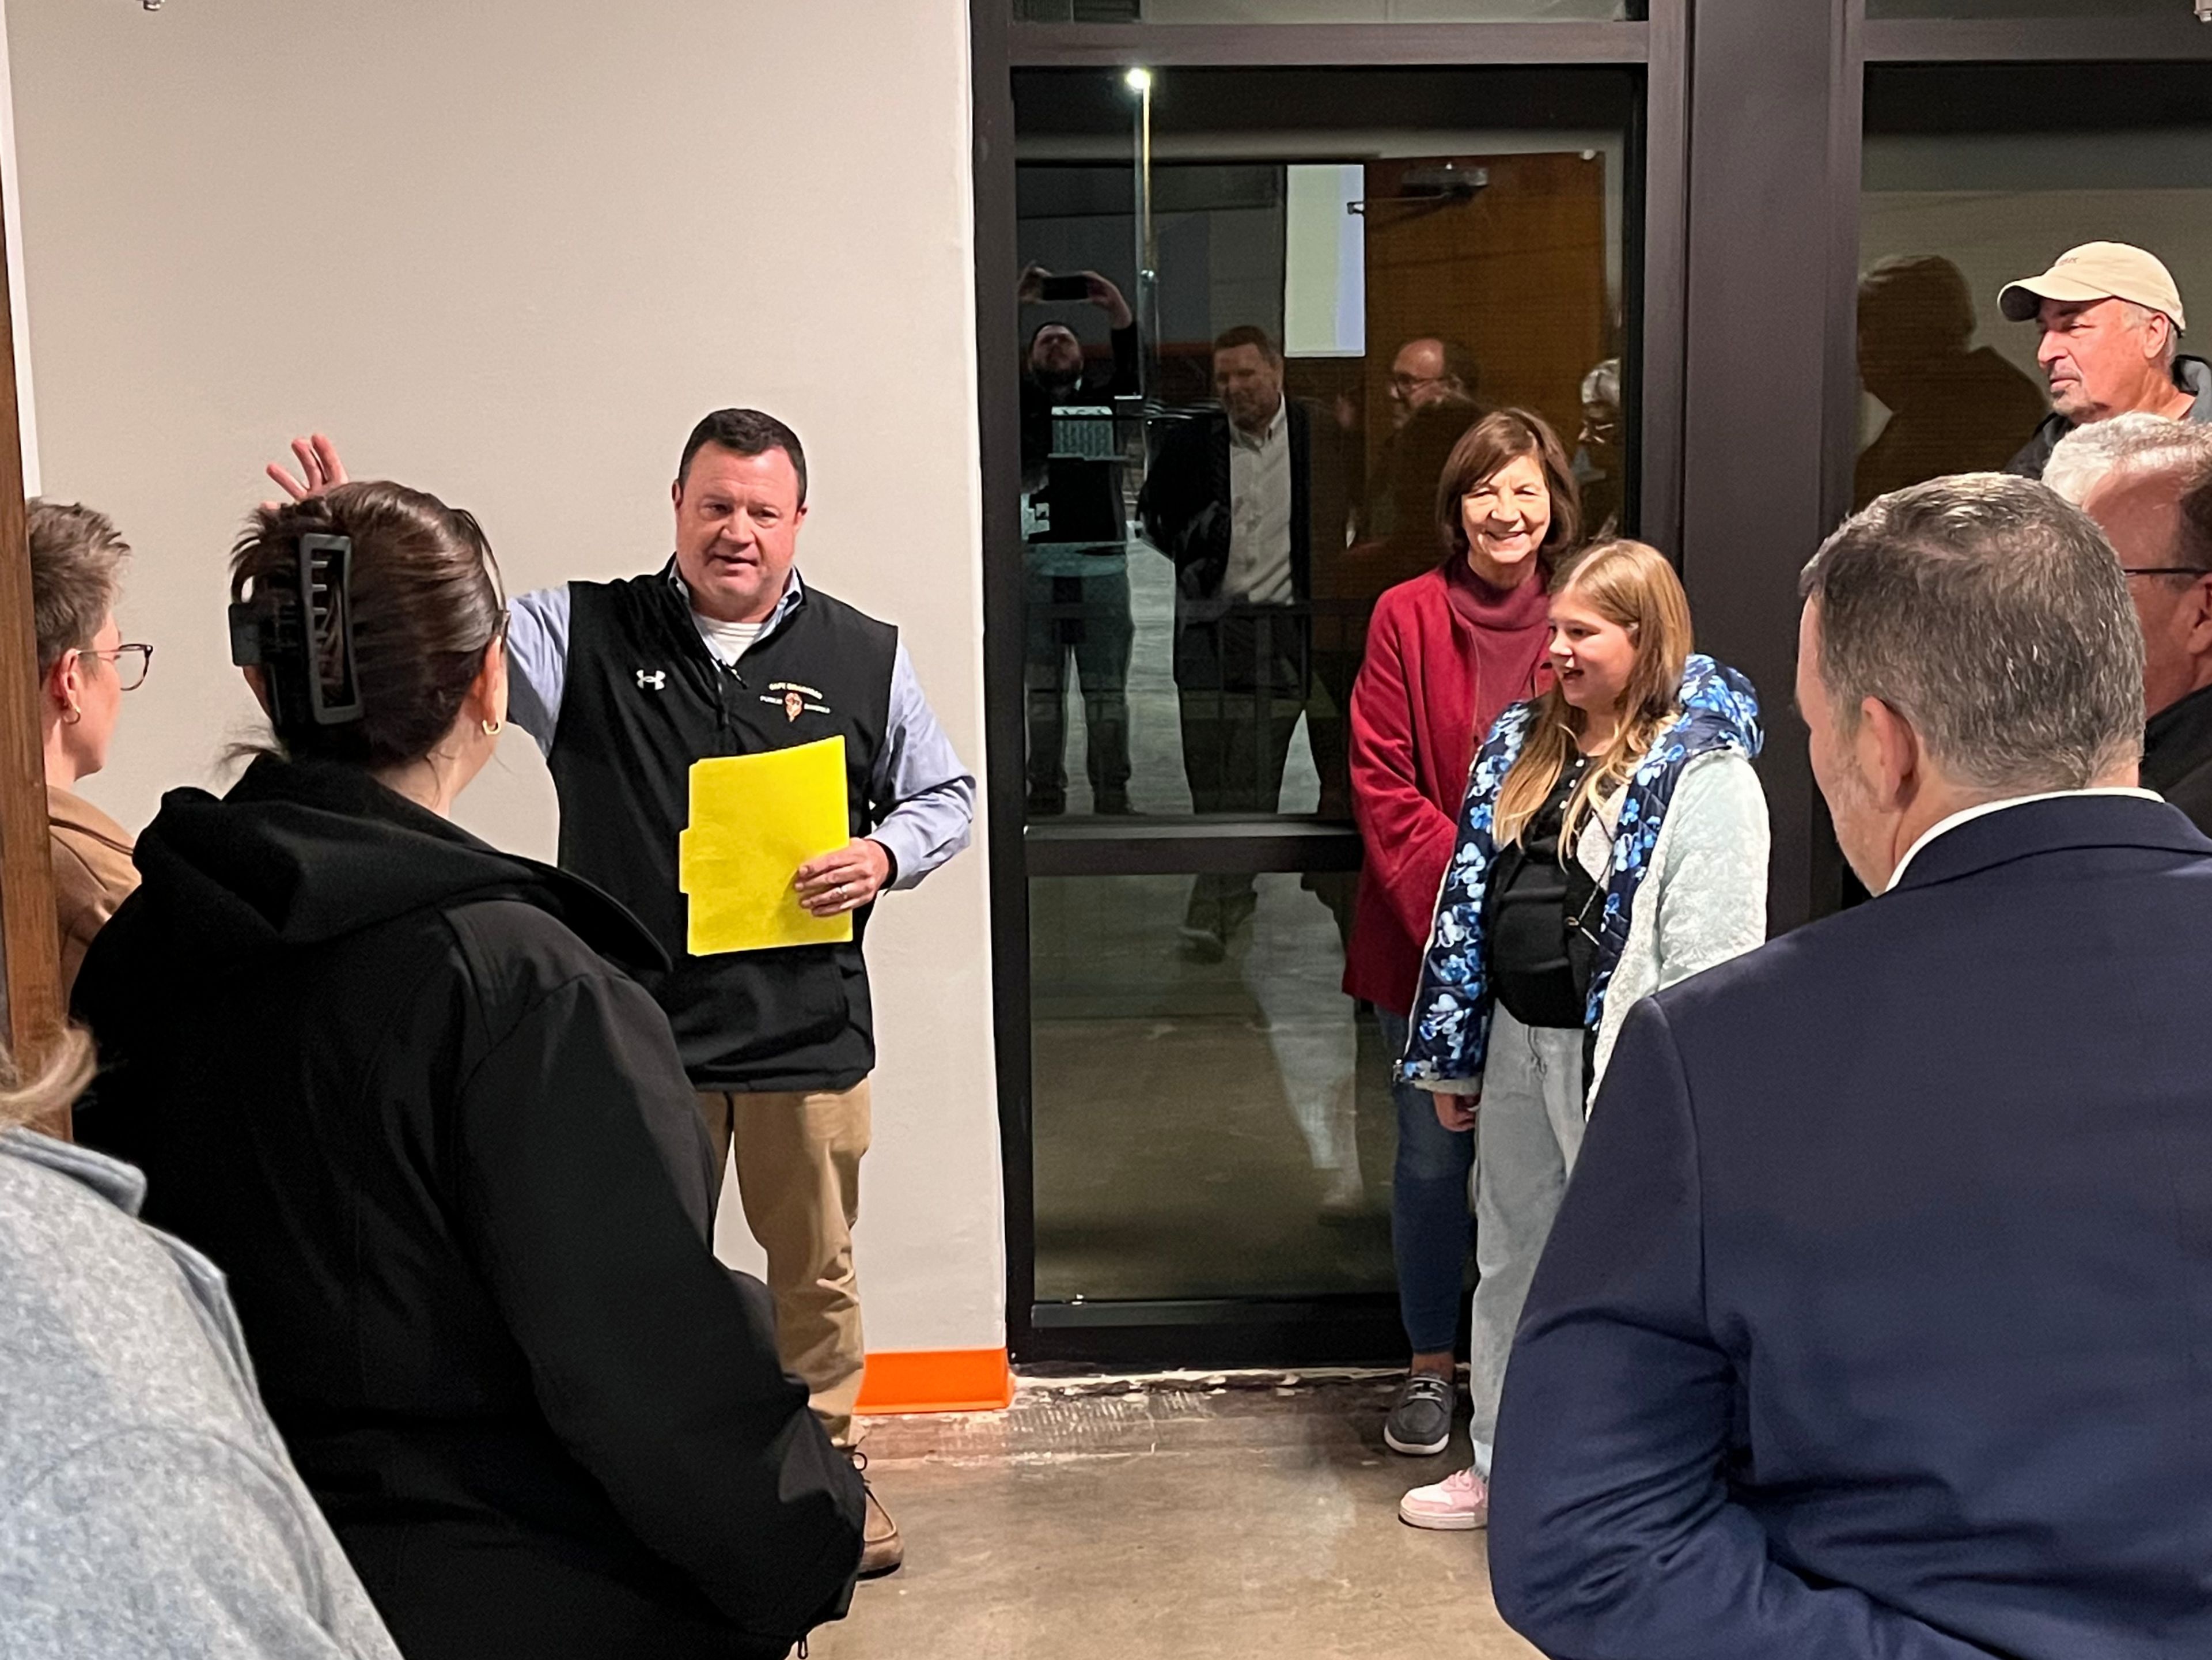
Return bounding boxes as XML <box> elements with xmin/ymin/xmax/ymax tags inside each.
<box><xmin>230</xmin><ymin>481</ymin><xmax>504</xmax><ymax>771</ymax></box>
<box><xmin>1434</xmin><ymin>407</ymin><xmax>1582</xmax><ymax>570</ymax></box>
<box><xmin>29</xmin><ymin>500</ymin><xmax>130</xmax><ymax>678</ymax></box>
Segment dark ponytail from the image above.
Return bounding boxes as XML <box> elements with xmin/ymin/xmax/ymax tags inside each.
<box><xmin>230</xmin><ymin>481</ymin><xmax>503</xmax><ymax>770</ymax></box>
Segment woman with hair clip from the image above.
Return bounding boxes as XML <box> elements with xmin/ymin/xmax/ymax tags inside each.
<box><xmin>1392</xmin><ymin>538</ymin><xmax>1770</xmax><ymax>1532</ymax></box>
<box><xmin>1346</xmin><ymin>409</ymin><xmax>1580</xmax><ymax>1461</ymax></box>
<box><xmin>73</xmin><ymin>483</ymin><xmax>862</xmax><ymax>1659</ymax></box>
<box><xmin>0</xmin><ymin>1027</ymin><xmax>400</xmax><ymax>1658</ymax></box>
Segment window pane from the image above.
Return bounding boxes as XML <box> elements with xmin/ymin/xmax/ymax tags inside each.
<box><xmin>1868</xmin><ymin>1</ymin><xmax>2174</xmax><ymax>14</ymax></box>
<box><xmin>1015</xmin><ymin>1</ymin><xmax>1635</xmax><ymax>20</ymax></box>
<box><xmin>1013</xmin><ymin>67</ymin><xmax>1634</xmax><ymax>820</ymax></box>
<box><xmin>1857</xmin><ymin>64</ymin><xmax>2212</xmax><ymax>506</ymax></box>
<box><xmin>1031</xmin><ymin>873</ymin><xmax>1403</xmax><ymax>1300</ymax></box>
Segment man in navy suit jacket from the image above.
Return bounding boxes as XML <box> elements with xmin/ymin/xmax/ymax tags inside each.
<box><xmin>1488</xmin><ymin>472</ymin><xmax>2212</xmax><ymax>1658</ymax></box>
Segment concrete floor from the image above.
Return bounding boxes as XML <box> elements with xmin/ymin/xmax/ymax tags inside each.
<box><xmin>813</xmin><ymin>1375</ymin><xmax>1538</xmax><ymax>1660</ymax></box>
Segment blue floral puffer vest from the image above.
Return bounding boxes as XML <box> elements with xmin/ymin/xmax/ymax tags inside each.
<box><xmin>1397</xmin><ymin>653</ymin><xmax>1762</xmax><ymax>1087</ymax></box>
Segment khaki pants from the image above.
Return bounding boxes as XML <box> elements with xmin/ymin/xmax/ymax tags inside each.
<box><xmin>695</xmin><ymin>1082</ymin><xmax>870</xmax><ymax>1448</ymax></box>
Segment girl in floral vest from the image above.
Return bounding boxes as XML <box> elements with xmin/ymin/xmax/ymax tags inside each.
<box><xmin>1395</xmin><ymin>539</ymin><xmax>1770</xmax><ymax>1532</ymax></box>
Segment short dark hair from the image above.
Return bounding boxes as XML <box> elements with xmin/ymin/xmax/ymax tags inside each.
<box><xmin>231</xmin><ymin>481</ymin><xmax>505</xmax><ymax>771</ymax></box>
<box><xmin>677</xmin><ymin>409</ymin><xmax>809</xmax><ymax>505</ymax></box>
<box><xmin>1800</xmin><ymin>472</ymin><xmax>2143</xmax><ymax>793</ymax></box>
<box><xmin>1211</xmin><ymin>325</ymin><xmax>1283</xmax><ymax>366</ymax></box>
<box><xmin>29</xmin><ymin>499</ymin><xmax>130</xmax><ymax>678</ymax></box>
<box><xmin>1435</xmin><ymin>409</ymin><xmax>1582</xmax><ymax>570</ymax></box>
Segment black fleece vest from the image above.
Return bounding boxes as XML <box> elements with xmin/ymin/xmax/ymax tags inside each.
<box><xmin>547</xmin><ymin>566</ymin><xmax>896</xmax><ymax>1092</ymax></box>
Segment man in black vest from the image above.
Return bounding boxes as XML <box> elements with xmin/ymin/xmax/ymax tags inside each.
<box><xmin>265</xmin><ymin>415</ymin><xmax>973</xmax><ymax>1580</ymax></box>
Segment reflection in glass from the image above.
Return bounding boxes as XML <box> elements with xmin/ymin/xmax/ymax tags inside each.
<box><xmin>1031</xmin><ymin>875</ymin><xmax>1398</xmax><ymax>1302</ymax></box>
<box><xmin>1015</xmin><ymin>0</ymin><xmax>1635</xmax><ymax>18</ymax></box>
<box><xmin>1015</xmin><ymin>69</ymin><xmax>1631</xmax><ymax>823</ymax></box>
<box><xmin>1867</xmin><ymin>0</ymin><xmax>2175</xmax><ymax>14</ymax></box>
<box><xmin>1861</xmin><ymin>65</ymin><xmax>2212</xmax><ymax>499</ymax></box>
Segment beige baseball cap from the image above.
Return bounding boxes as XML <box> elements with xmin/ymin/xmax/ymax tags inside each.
<box><xmin>1999</xmin><ymin>241</ymin><xmax>2187</xmax><ymax>332</ymax></box>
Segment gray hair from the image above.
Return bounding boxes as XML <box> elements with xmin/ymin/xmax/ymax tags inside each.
<box><xmin>2119</xmin><ymin>299</ymin><xmax>2181</xmax><ymax>368</ymax></box>
<box><xmin>1800</xmin><ymin>472</ymin><xmax>2144</xmax><ymax>795</ymax></box>
<box><xmin>29</xmin><ymin>499</ymin><xmax>130</xmax><ymax>678</ymax></box>
<box><xmin>2043</xmin><ymin>411</ymin><xmax>2207</xmax><ymax>506</ymax></box>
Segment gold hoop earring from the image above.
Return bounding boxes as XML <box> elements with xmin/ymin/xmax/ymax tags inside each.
<box><xmin>481</xmin><ymin>718</ymin><xmax>503</xmax><ymax>737</ymax></box>
<box><xmin>62</xmin><ymin>701</ymin><xmax>82</xmax><ymax>727</ymax></box>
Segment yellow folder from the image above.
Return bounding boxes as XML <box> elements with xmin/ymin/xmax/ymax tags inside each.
<box><xmin>677</xmin><ymin>737</ymin><xmax>853</xmax><ymax>955</ymax></box>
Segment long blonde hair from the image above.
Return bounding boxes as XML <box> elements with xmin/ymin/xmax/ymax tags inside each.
<box><xmin>1494</xmin><ymin>539</ymin><xmax>1693</xmax><ymax>855</ymax></box>
<box><xmin>0</xmin><ymin>1027</ymin><xmax>95</xmax><ymax>1133</ymax></box>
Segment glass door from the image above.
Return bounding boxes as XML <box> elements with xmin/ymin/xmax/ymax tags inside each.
<box><xmin>994</xmin><ymin>62</ymin><xmax>1643</xmax><ymax>1363</ymax></box>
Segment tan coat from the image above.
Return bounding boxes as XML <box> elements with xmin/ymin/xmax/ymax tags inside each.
<box><xmin>48</xmin><ymin>784</ymin><xmax>139</xmax><ymax>1004</ymax></box>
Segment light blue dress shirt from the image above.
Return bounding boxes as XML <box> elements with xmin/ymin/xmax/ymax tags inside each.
<box><xmin>504</xmin><ymin>568</ymin><xmax>975</xmax><ymax>889</ymax></box>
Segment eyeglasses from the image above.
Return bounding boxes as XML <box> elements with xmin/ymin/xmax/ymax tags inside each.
<box><xmin>1390</xmin><ymin>372</ymin><xmax>1449</xmax><ymax>396</ymax></box>
<box><xmin>82</xmin><ymin>642</ymin><xmax>153</xmax><ymax>691</ymax></box>
<box><xmin>2122</xmin><ymin>567</ymin><xmax>2212</xmax><ymax>581</ymax></box>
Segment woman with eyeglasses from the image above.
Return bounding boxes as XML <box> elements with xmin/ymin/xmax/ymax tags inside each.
<box><xmin>32</xmin><ymin>501</ymin><xmax>150</xmax><ymax>1105</ymax></box>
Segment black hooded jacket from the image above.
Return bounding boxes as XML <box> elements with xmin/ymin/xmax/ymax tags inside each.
<box><xmin>73</xmin><ymin>757</ymin><xmax>862</xmax><ymax>1660</ymax></box>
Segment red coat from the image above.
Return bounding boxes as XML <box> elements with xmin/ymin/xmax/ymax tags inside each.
<box><xmin>1344</xmin><ymin>561</ymin><xmax>1551</xmax><ymax>1016</ymax></box>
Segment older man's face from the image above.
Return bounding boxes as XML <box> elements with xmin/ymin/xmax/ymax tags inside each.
<box><xmin>2037</xmin><ymin>297</ymin><xmax>2167</xmax><ymax>423</ymax></box>
<box><xmin>1388</xmin><ymin>339</ymin><xmax>1457</xmax><ymax>430</ymax></box>
<box><xmin>2084</xmin><ymin>466</ymin><xmax>2211</xmax><ymax>719</ymax></box>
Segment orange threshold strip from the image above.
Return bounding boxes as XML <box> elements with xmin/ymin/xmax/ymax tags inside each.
<box><xmin>855</xmin><ymin>1348</ymin><xmax>1015</xmax><ymax>1416</ymax></box>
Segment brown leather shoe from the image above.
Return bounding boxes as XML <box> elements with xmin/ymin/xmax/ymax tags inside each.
<box><xmin>858</xmin><ymin>1478</ymin><xmax>904</xmax><ymax>1578</ymax></box>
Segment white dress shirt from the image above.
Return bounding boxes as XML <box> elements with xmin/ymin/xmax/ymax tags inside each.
<box><xmin>1884</xmin><ymin>786</ymin><xmax>2162</xmax><ymax>891</ymax></box>
<box><xmin>1222</xmin><ymin>398</ymin><xmax>1294</xmax><ymax>605</ymax></box>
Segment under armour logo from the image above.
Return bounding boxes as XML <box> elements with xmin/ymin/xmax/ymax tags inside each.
<box><xmin>636</xmin><ymin>669</ymin><xmax>666</xmax><ymax>691</ymax></box>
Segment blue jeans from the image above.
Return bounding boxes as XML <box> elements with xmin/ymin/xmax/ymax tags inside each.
<box><xmin>1378</xmin><ymin>1007</ymin><xmax>1475</xmax><ymax>1355</ymax></box>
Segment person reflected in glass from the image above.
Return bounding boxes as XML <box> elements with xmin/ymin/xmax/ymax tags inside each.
<box><xmin>1853</xmin><ymin>255</ymin><xmax>2044</xmax><ymax>509</ymax></box>
<box><xmin>1018</xmin><ymin>265</ymin><xmax>1139</xmax><ymax>815</ymax></box>
<box><xmin>1347</xmin><ymin>411</ymin><xmax>1576</xmax><ymax>1458</ymax></box>
<box><xmin>1140</xmin><ymin>324</ymin><xmax>1317</xmax><ymax>960</ymax></box>
<box><xmin>31</xmin><ymin>500</ymin><xmax>149</xmax><ymax>1137</ymax></box>
<box><xmin>1999</xmin><ymin>242</ymin><xmax>2212</xmax><ymax>481</ymax></box>
<box><xmin>73</xmin><ymin>483</ymin><xmax>863</xmax><ymax>1659</ymax></box>
<box><xmin>1358</xmin><ymin>336</ymin><xmax>1487</xmax><ymax>587</ymax></box>
<box><xmin>1570</xmin><ymin>358</ymin><xmax>1624</xmax><ymax>538</ymax></box>
<box><xmin>1394</xmin><ymin>540</ymin><xmax>1770</xmax><ymax>1532</ymax></box>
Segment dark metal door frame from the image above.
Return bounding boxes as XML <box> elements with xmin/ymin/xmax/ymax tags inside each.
<box><xmin>969</xmin><ymin>0</ymin><xmax>2212</xmax><ymax>1370</ymax></box>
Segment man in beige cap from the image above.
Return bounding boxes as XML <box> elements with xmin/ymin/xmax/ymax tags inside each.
<box><xmin>2000</xmin><ymin>241</ymin><xmax>2212</xmax><ymax>480</ymax></box>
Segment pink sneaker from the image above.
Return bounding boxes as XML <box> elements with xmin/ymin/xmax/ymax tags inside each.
<box><xmin>1398</xmin><ymin>1465</ymin><xmax>1489</xmax><ymax>1531</ymax></box>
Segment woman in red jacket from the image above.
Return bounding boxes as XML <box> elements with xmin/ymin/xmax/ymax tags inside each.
<box><xmin>1346</xmin><ymin>409</ymin><xmax>1582</xmax><ymax>1459</ymax></box>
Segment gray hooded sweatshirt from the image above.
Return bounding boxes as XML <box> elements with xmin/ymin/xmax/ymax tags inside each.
<box><xmin>0</xmin><ymin>1128</ymin><xmax>400</xmax><ymax>1659</ymax></box>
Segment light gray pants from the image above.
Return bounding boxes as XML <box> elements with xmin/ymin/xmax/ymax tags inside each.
<box><xmin>1468</xmin><ymin>1004</ymin><xmax>1588</xmax><ymax>1478</ymax></box>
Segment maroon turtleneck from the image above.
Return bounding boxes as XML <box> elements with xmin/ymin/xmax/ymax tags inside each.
<box><xmin>1344</xmin><ymin>555</ymin><xmax>1554</xmax><ymax>1015</ymax></box>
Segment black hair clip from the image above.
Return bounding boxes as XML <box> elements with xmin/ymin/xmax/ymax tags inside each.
<box><xmin>228</xmin><ymin>532</ymin><xmax>363</xmax><ymax>728</ymax></box>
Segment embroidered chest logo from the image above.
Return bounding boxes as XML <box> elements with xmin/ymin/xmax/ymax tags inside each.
<box><xmin>636</xmin><ymin>669</ymin><xmax>666</xmax><ymax>691</ymax></box>
<box><xmin>764</xmin><ymin>680</ymin><xmax>832</xmax><ymax>723</ymax></box>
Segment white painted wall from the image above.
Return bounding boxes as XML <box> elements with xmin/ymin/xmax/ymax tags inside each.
<box><xmin>10</xmin><ymin>0</ymin><xmax>1003</xmax><ymax>1354</ymax></box>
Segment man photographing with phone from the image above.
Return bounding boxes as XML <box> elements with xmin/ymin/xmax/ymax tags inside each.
<box><xmin>1018</xmin><ymin>264</ymin><xmax>1141</xmax><ymax>815</ymax></box>
<box><xmin>267</xmin><ymin>414</ymin><xmax>974</xmax><ymax>1581</ymax></box>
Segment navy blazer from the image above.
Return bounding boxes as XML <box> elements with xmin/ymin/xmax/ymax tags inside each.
<box><xmin>1490</xmin><ymin>793</ymin><xmax>2212</xmax><ymax>1659</ymax></box>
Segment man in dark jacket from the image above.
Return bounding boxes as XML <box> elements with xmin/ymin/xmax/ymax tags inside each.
<box><xmin>1139</xmin><ymin>324</ymin><xmax>1316</xmax><ymax>958</ymax></box>
<box><xmin>75</xmin><ymin>755</ymin><xmax>862</xmax><ymax>1660</ymax></box>
<box><xmin>1998</xmin><ymin>241</ymin><xmax>2212</xmax><ymax>479</ymax></box>
<box><xmin>1019</xmin><ymin>266</ymin><xmax>1139</xmax><ymax>814</ymax></box>
<box><xmin>1490</xmin><ymin>474</ymin><xmax>2212</xmax><ymax>1658</ymax></box>
<box><xmin>2071</xmin><ymin>421</ymin><xmax>2212</xmax><ymax>831</ymax></box>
